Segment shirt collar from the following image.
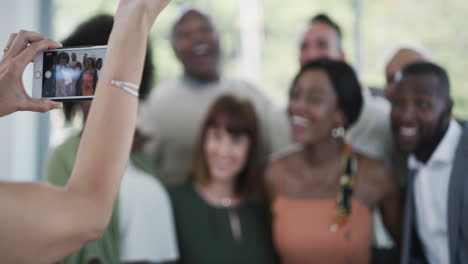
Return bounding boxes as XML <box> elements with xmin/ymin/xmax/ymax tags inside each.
<box><xmin>408</xmin><ymin>119</ymin><xmax>462</xmax><ymax>169</ymax></box>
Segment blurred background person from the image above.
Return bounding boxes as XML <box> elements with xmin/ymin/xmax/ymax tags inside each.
<box><xmin>391</xmin><ymin>62</ymin><xmax>468</xmax><ymax>264</ymax></box>
<box><xmin>384</xmin><ymin>47</ymin><xmax>430</xmax><ymax>99</ymax></box>
<box><xmin>138</xmin><ymin>6</ymin><xmax>289</xmax><ymax>186</ymax></box>
<box><xmin>96</xmin><ymin>57</ymin><xmax>103</xmax><ymax>78</ymax></box>
<box><xmin>298</xmin><ymin>13</ymin><xmax>394</xmax><ymax>168</ymax></box>
<box><xmin>170</xmin><ymin>94</ymin><xmax>277</xmax><ymax>264</ymax></box>
<box><xmin>45</xmin><ymin>15</ymin><xmax>179</xmax><ymax>264</ymax></box>
<box><xmin>56</xmin><ymin>51</ymin><xmax>75</xmax><ymax>96</ymax></box>
<box><xmin>68</xmin><ymin>52</ymin><xmax>78</xmax><ymax>68</ymax></box>
<box><xmin>82</xmin><ymin>53</ymin><xmax>88</xmax><ymax>67</ymax></box>
<box><xmin>70</xmin><ymin>59</ymin><xmax>83</xmax><ymax>85</ymax></box>
<box><xmin>267</xmin><ymin>59</ymin><xmax>401</xmax><ymax>264</ymax></box>
<box><xmin>84</xmin><ymin>56</ymin><xmax>96</xmax><ymax>72</ymax></box>
<box><xmin>299</xmin><ymin>14</ymin><xmax>345</xmax><ymax>65</ymax></box>
<box><xmin>76</xmin><ymin>69</ymin><xmax>98</xmax><ymax>96</ymax></box>
<box><xmin>74</xmin><ymin>61</ymin><xmax>82</xmax><ymax>71</ymax></box>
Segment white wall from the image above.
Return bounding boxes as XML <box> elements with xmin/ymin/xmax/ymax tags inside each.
<box><xmin>0</xmin><ymin>0</ymin><xmax>42</xmax><ymax>182</ymax></box>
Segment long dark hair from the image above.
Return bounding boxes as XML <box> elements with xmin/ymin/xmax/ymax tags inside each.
<box><xmin>188</xmin><ymin>94</ymin><xmax>264</xmax><ymax>198</ymax></box>
<box><xmin>75</xmin><ymin>70</ymin><xmax>98</xmax><ymax>96</ymax></box>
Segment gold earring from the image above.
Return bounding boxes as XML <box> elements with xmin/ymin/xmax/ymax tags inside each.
<box><xmin>331</xmin><ymin>127</ymin><xmax>345</xmax><ymax>139</ymax></box>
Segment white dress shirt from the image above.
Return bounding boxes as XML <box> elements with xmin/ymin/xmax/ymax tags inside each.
<box><xmin>119</xmin><ymin>161</ymin><xmax>179</xmax><ymax>263</ymax></box>
<box><xmin>409</xmin><ymin>119</ymin><xmax>462</xmax><ymax>264</ymax></box>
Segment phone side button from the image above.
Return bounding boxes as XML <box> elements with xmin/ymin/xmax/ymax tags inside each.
<box><xmin>34</xmin><ymin>71</ymin><xmax>42</xmax><ymax>79</ymax></box>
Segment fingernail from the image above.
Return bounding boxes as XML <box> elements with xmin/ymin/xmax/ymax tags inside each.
<box><xmin>56</xmin><ymin>102</ymin><xmax>63</xmax><ymax>108</ymax></box>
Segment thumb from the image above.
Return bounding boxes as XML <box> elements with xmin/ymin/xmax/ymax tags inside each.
<box><xmin>20</xmin><ymin>98</ymin><xmax>63</xmax><ymax>113</ymax></box>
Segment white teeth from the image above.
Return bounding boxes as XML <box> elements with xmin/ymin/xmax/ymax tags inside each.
<box><xmin>400</xmin><ymin>126</ymin><xmax>417</xmax><ymax>137</ymax></box>
<box><xmin>291</xmin><ymin>115</ymin><xmax>309</xmax><ymax>127</ymax></box>
<box><xmin>193</xmin><ymin>44</ymin><xmax>210</xmax><ymax>55</ymax></box>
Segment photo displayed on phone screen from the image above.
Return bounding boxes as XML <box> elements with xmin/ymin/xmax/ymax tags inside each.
<box><xmin>42</xmin><ymin>48</ymin><xmax>106</xmax><ymax>98</ymax></box>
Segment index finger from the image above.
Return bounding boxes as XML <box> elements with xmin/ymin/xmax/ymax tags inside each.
<box><xmin>1</xmin><ymin>33</ymin><xmax>17</xmax><ymax>60</ymax></box>
<box><xmin>4</xmin><ymin>30</ymin><xmax>45</xmax><ymax>59</ymax></box>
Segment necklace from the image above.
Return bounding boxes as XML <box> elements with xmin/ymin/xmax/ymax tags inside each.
<box><xmin>220</xmin><ymin>197</ymin><xmax>233</xmax><ymax>207</ymax></box>
<box><xmin>219</xmin><ymin>197</ymin><xmax>243</xmax><ymax>242</ymax></box>
<box><xmin>330</xmin><ymin>143</ymin><xmax>357</xmax><ymax>232</ymax></box>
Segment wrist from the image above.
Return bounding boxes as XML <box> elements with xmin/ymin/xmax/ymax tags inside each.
<box><xmin>0</xmin><ymin>100</ymin><xmax>18</xmax><ymax>117</ymax></box>
<box><xmin>114</xmin><ymin>0</ymin><xmax>168</xmax><ymax>34</ymax></box>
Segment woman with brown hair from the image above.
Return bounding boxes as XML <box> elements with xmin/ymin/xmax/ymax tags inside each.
<box><xmin>169</xmin><ymin>93</ymin><xmax>277</xmax><ymax>264</ymax></box>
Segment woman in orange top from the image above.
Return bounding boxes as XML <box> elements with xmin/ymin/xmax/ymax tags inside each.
<box><xmin>266</xmin><ymin>59</ymin><xmax>401</xmax><ymax>264</ymax></box>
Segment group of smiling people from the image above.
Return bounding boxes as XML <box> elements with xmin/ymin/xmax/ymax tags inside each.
<box><xmin>0</xmin><ymin>0</ymin><xmax>466</xmax><ymax>263</ymax></box>
<box><xmin>47</xmin><ymin>5</ymin><xmax>468</xmax><ymax>264</ymax></box>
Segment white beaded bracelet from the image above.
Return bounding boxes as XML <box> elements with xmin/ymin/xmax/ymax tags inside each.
<box><xmin>111</xmin><ymin>80</ymin><xmax>139</xmax><ymax>97</ymax></box>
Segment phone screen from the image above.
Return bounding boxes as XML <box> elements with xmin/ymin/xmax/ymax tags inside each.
<box><xmin>41</xmin><ymin>47</ymin><xmax>106</xmax><ymax>98</ymax></box>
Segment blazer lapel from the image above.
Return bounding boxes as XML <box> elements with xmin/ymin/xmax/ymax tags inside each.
<box><xmin>447</xmin><ymin>122</ymin><xmax>468</xmax><ymax>263</ymax></box>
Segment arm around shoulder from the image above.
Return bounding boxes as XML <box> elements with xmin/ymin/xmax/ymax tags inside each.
<box><xmin>264</xmin><ymin>156</ymin><xmax>287</xmax><ymax>201</ymax></box>
<box><xmin>377</xmin><ymin>164</ymin><xmax>403</xmax><ymax>246</ymax></box>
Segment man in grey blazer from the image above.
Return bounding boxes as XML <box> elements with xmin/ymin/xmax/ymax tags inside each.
<box><xmin>390</xmin><ymin>61</ymin><xmax>468</xmax><ymax>264</ymax></box>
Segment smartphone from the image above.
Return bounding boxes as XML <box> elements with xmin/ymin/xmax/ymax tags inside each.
<box><xmin>32</xmin><ymin>45</ymin><xmax>107</xmax><ymax>101</ymax></box>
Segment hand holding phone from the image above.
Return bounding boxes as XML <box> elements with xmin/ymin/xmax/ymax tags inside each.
<box><xmin>32</xmin><ymin>45</ymin><xmax>107</xmax><ymax>101</ymax></box>
<box><xmin>0</xmin><ymin>30</ymin><xmax>62</xmax><ymax>117</ymax></box>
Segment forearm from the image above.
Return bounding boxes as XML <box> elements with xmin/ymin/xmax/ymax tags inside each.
<box><xmin>0</xmin><ymin>1</ymin><xmax>170</xmax><ymax>262</ymax></box>
<box><xmin>66</xmin><ymin>8</ymin><xmax>150</xmax><ymax>222</ymax></box>
<box><xmin>0</xmin><ymin>183</ymin><xmax>103</xmax><ymax>263</ymax></box>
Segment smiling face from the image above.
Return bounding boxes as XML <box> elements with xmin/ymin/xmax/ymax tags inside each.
<box><xmin>390</xmin><ymin>74</ymin><xmax>452</xmax><ymax>159</ymax></box>
<box><xmin>172</xmin><ymin>11</ymin><xmax>220</xmax><ymax>81</ymax></box>
<box><xmin>84</xmin><ymin>58</ymin><xmax>94</xmax><ymax>70</ymax></box>
<box><xmin>299</xmin><ymin>22</ymin><xmax>344</xmax><ymax>66</ymax></box>
<box><xmin>59</xmin><ymin>57</ymin><xmax>68</xmax><ymax>66</ymax></box>
<box><xmin>288</xmin><ymin>69</ymin><xmax>345</xmax><ymax>144</ymax></box>
<box><xmin>204</xmin><ymin>126</ymin><xmax>250</xmax><ymax>183</ymax></box>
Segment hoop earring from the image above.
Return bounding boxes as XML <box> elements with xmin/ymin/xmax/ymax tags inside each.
<box><xmin>331</xmin><ymin>127</ymin><xmax>345</xmax><ymax>139</ymax></box>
